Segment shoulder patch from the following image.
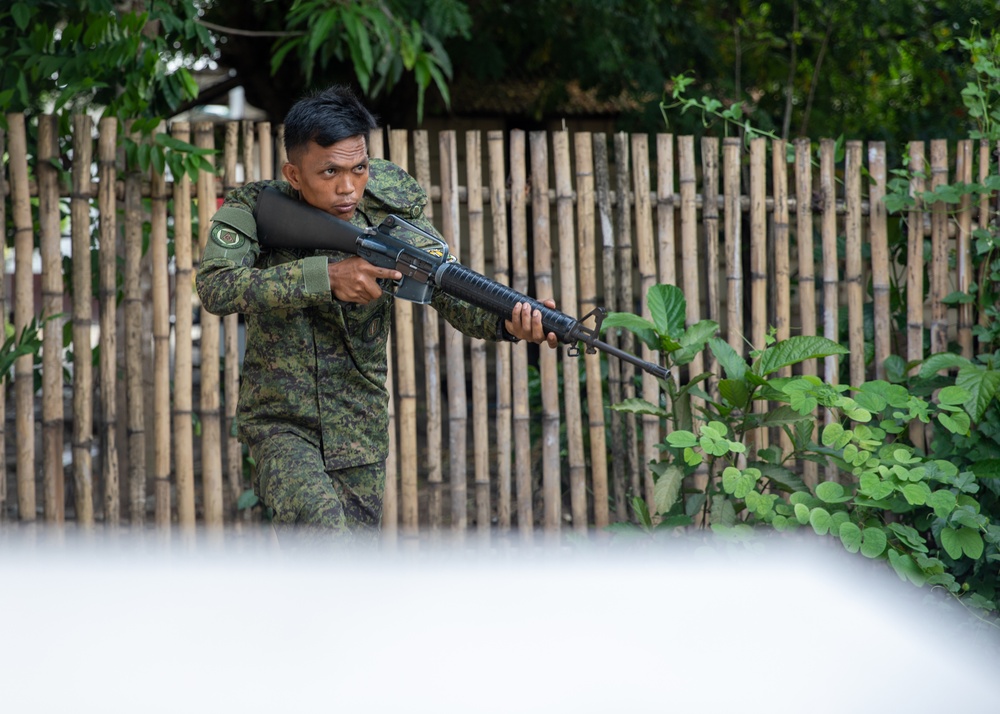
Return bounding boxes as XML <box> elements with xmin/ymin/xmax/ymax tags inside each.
<box><xmin>211</xmin><ymin>224</ymin><xmax>245</xmax><ymax>250</ymax></box>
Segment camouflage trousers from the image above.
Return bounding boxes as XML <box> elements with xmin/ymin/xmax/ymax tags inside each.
<box><xmin>250</xmin><ymin>432</ymin><xmax>385</xmax><ymax>545</ymax></box>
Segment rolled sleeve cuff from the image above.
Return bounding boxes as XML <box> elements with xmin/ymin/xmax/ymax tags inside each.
<box><xmin>302</xmin><ymin>255</ymin><xmax>332</xmax><ymax>295</ymax></box>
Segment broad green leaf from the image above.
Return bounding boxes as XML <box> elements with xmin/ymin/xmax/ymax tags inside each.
<box><xmin>816</xmin><ymin>481</ymin><xmax>851</xmax><ymax>504</ymax></box>
<box><xmin>839</xmin><ymin>522</ymin><xmax>862</xmax><ymax>553</ymax></box>
<box><xmin>708</xmin><ymin>337</ymin><xmax>747</xmax><ymax>380</ymax></box>
<box><xmin>917</xmin><ymin>353</ymin><xmax>970</xmax><ymax>379</ymax></box>
<box><xmin>601</xmin><ymin>312</ymin><xmax>659</xmax><ymax>351</ymax></box>
<box><xmin>753</xmin><ymin>463</ymin><xmax>808</xmax><ymax>493</ymax></box>
<box><xmin>756</xmin><ymin>336</ymin><xmax>849</xmax><ymax>377</ymax></box>
<box><xmin>679</xmin><ymin>319</ymin><xmax>719</xmax><ymax>348</ymax></box>
<box><xmin>926</xmin><ymin>489</ymin><xmax>957</xmax><ymax>519</ymax></box>
<box><xmin>652</xmin><ymin>464</ymin><xmax>684</xmax><ymax>516</ymax></box>
<box><xmin>900</xmin><ymin>482</ymin><xmax>930</xmax><ymax>506</ymax></box>
<box><xmin>711</xmin><ymin>495</ymin><xmax>737</xmax><ymax>527</ymax></box>
<box><xmin>612</xmin><ymin>398</ymin><xmax>668</xmax><ymax>417</ymax></box>
<box><xmin>719</xmin><ymin>378</ymin><xmax>749</xmax><ymax>409</ymax></box>
<box><xmin>955</xmin><ymin>366</ymin><xmax>1000</xmax><ymax>421</ymax></box>
<box><xmin>888</xmin><ymin>550</ymin><xmax>928</xmax><ymax>586</ymax></box>
<box><xmin>647</xmin><ymin>284</ymin><xmax>687</xmax><ymax>337</ymax></box>
<box><xmin>809</xmin><ymin>507</ymin><xmax>832</xmax><ymax>535</ymax></box>
<box><xmin>937</xmin><ymin>411</ymin><xmax>971</xmax><ymax>435</ymax></box>
<box><xmin>665</xmin><ymin>430</ymin><xmax>697</xmax><ymax>448</ymax></box>
<box><xmin>794</xmin><ymin>502</ymin><xmax>810</xmax><ymax>524</ymax></box>
<box><xmin>236</xmin><ymin>489</ymin><xmax>259</xmax><ymax>510</ymax></box>
<box><xmin>937</xmin><ymin>385</ymin><xmax>970</xmax><ymax>406</ymax></box>
<box><xmin>886</xmin><ymin>523</ymin><xmax>929</xmax><ymax>553</ymax></box>
<box><xmin>940</xmin><ymin>527</ymin><xmax>984</xmax><ymax>560</ymax></box>
<box><xmin>860</xmin><ymin>527</ymin><xmax>887</xmax><ymax>558</ymax></box>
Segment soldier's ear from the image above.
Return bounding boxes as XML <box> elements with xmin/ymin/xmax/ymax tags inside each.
<box><xmin>281</xmin><ymin>161</ymin><xmax>300</xmax><ymax>188</ymax></box>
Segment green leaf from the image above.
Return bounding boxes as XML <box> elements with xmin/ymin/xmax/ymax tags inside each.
<box><xmin>816</xmin><ymin>481</ymin><xmax>851</xmax><ymax>504</ymax></box>
<box><xmin>917</xmin><ymin>353</ymin><xmax>970</xmax><ymax>379</ymax></box>
<box><xmin>860</xmin><ymin>527</ymin><xmax>887</xmax><ymax>558</ymax></box>
<box><xmin>665</xmin><ymin>430</ymin><xmax>697</xmax><ymax>448</ymax></box>
<box><xmin>718</xmin><ymin>378</ymin><xmax>749</xmax><ymax>409</ymax></box>
<box><xmin>647</xmin><ymin>284</ymin><xmax>686</xmax><ymax>337</ymax></box>
<box><xmin>236</xmin><ymin>489</ymin><xmax>258</xmax><ymax>510</ymax></box>
<box><xmin>794</xmin><ymin>502</ymin><xmax>810</xmax><ymax>524</ymax></box>
<box><xmin>900</xmin><ymin>482</ymin><xmax>930</xmax><ymax>506</ymax></box>
<box><xmin>601</xmin><ymin>312</ymin><xmax>659</xmax><ymax>351</ymax></box>
<box><xmin>12</xmin><ymin>2</ymin><xmax>31</xmax><ymax>30</ymax></box>
<box><xmin>611</xmin><ymin>398</ymin><xmax>668</xmax><ymax>417</ymax></box>
<box><xmin>887</xmin><ymin>550</ymin><xmax>928</xmax><ymax>586</ymax></box>
<box><xmin>955</xmin><ymin>366</ymin><xmax>1000</xmax><ymax>421</ymax></box>
<box><xmin>708</xmin><ymin>337</ymin><xmax>747</xmax><ymax>380</ymax></box>
<box><xmin>926</xmin><ymin>489</ymin><xmax>958</xmax><ymax>519</ymax></box>
<box><xmin>937</xmin><ymin>411</ymin><xmax>971</xmax><ymax>436</ymax></box>
<box><xmin>652</xmin><ymin>464</ymin><xmax>684</xmax><ymax>515</ymax></box>
<box><xmin>940</xmin><ymin>527</ymin><xmax>984</xmax><ymax>560</ymax></box>
<box><xmin>839</xmin><ymin>522</ymin><xmax>862</xmax><ymax>553</ymax></box>
<box><xmin>809</xmin><ymin>507</ymin><xmax>832</xmax><ymax>535</ymax></box>
<box><xmin>679</xmin><ymin>319</ymin><xmax>719</xmax><ymax>348</ymax></box>
<box><xmin>755</xmin><ymin>336</ymin><xmax>849</xmax><ymax>377</ymax></box>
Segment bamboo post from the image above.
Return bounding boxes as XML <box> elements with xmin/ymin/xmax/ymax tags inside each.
<box><xmin>554</xmin><ymin>129</ymin><xmax>586</xmax><ymax>532</ymax></box>
<box><xmin>440</xmin><ymin>130</ymin><xmax>468</xmax><ymax>535</ymax></box>
<box><xmin>9</xmin><ymin>114</ymin><xmax>35</xmax><ymax>522</ymax></box>
<box><xmin>466</xmin><ymin>130</ymin><xmax>491</xmax><ymax>537</ymax></box>
<box><xmin>819</xmin><ymin>139</ymin><xmax>840</xmax><ymax>480</ymax></box>
<box><xmin>97</xmin><ymin>119</ymin><xmax>121</xmax><ymax>529</ymax></box>
<box><xmin>723</xmin><ymin>138</ymin><xmax>744</xmax><ymax>354</ymax></box>
<box><xmin>488</xmin><ymin>130</ymin><xmax>514</xmax><ymax>533</ymax></box>
<box><xmin>529</xmin><ymin>131</ymin><xmax>561</xmax><ymax>534</ymax></box>
<box><xmin>123</xmin><ymin>124</ymin><xmax>147</xmax><ymax>525</ymax></box>
<box><xmin>869</xmin><ymin>142</ymin><xmax>891</xmax><ymax>378</ymax></box>
<box><xmin>929</xmin><ymin>139</ymin><xmax>950</xmax><ymax>358</ymax></box>
<box><xmin>389</xmin><ymin>129</ymin><xmax>419</xmax><ymax>536</ymax></box>
<box><xmin>772</xmin><ymin>139</ymin><xmax>793</xmax><ymax>459</ymax></box>
<box><xmin>510</xmin><ymin>130</ymin><xmax>533</xmax><ymax>538</ymax></box>
<box><xmin>749</xmin><ymin>137</ymin><xmax>768</xmax><ymax>451</ymax></box>
<box><xmin>39</xmin><ymin>114</ymin><xmax>65</xmax><ymax>523</ymax></box>
<box><xmin>223</xmin><ymin>122</ymin><xmax>242</xmax><ymax>520</ymax></box>
<box><xmin>955</xmin><ymin>139</ymin><xmax>973</xmax><ymax>359</ymax></box>
<box><xmin>258</xmin><ymin>122</ymin><xmax>273</xmax><ymax>179</ymax></box>
<box><xmin>196</xmin><ymin>121</ymin><xmax>224</xmax><ymax>529</ymax></box>
<box><xmin>171</xmin><ymin>122</ymin><xmax>196</xmax><ymax>534</ymax></box>
<box><xmin>613</xmin><ymin>133</ymin><xmax>640</xmax><ymax>512</ymax></box>
<box><xmin>631</xmin><ymin>133</ymin><xmax>659</xmax><ymax>512</ymax></box>
<box><xmin>150</xmin><ymin>126</ymin><xmax>171</xmax><ymax>531</ymax></box>
<box><xmin>978</xmin><ymin>139</ymin><xmax>993</xmax><ymax>352</ymax></box>
<box><xmin>413</xmin><ymin>130</ymin><xmax>443</xmax><ymax>533</ymax></box>
<box><xmin>0</xmin><ymin>126</ymin><xmax>6</xmax><ymax>520</ymax></box>
<box><xmin>795</xmin><ymin>138</ymin><xmax>819</xmax><ymax>488</ymax></box>
<box><xmin>845</xmin><ymin>141</ymin><xmax>865</xmax><ymax>387</ymax></box>
<box><xmin>71</xmin><ymin>114</ymin><xmax>95</xmax><ymax>527</ymax></box>
<box><xmin>594</xmin><ymin>133</ymin><xmax>626</xmax><ymax>522</ymax></box>
<box><xmin>906</xmin><ymin>143</ymin><xmax>926</xmax><ymax>450</ymax></box>
<box><xmin>575</xmin><ymin>132</ymin><xmax>609</xmax><ymax>531</ymax></box>
<box><xmin>699</xmin><ymin>137</ymin><xmax>719</xmax><ymax>387</ymax></box>
<box><xmin>678</xmin><ymin>136</ymin><xmax>704</xmax><ymax>386</ymax></box>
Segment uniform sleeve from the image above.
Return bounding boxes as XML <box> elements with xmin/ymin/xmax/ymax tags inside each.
<box><xmin>196</xmin><ymin>185</ymin><xmax>333</xmax><ymax>316</ymax></box>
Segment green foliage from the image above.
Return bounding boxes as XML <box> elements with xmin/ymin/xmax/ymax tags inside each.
<box><xmin>270</xmin><ymin>0</ymin><xmax>471</xmax><ymax>123</ymax></box>
<box><xmin>606</xmin><ymin>282</ymin><xmax>1000</xmax><ymax>623</ymax></box>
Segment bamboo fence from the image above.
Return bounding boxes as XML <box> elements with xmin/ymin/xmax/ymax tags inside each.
<box><xmin>1</xmin><ymin>114</ymin><xmax>996</xmax><ymax>539</ymax></box>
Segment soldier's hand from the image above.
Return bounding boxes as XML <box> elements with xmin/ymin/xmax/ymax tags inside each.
<box><xmin>506</xmin><ymin>300</ymin><xmax>559</xmax><ymax>348</ymax></box>
<box><xmin>328</xmin><ymin>256</ymin><xmax>402</xmax><ymax>305</ymax></box>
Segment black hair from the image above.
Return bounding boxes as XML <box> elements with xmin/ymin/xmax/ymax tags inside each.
<box><xmin>282</xmin><ymin>85</ymin><xmax>378</xmax><ymax>161</ymax></box>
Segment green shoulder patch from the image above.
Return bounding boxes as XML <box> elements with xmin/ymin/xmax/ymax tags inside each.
<box><xmin>211</xmin><ymin>224</ymin><xmax>245</xmax><ymax>250</ymax></box>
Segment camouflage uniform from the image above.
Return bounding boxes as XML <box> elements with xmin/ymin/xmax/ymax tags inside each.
<box><xmin>196</xmin><ymin>158</ymin><xmax>510</xmax><ymax>540</ymax></box>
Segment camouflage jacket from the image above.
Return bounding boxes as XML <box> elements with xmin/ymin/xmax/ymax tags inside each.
<box><xmin>196</xmin><ymin>158</ymin><xmax>506</xmax><ymax>470</ymax></box>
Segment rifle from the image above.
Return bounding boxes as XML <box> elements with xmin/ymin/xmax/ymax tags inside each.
<box><xmin>254</xmin><ymin>186</ymin><xmax>669</xmax><ymax>380</ymax></box>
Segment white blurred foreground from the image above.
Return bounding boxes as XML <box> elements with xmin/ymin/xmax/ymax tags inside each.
<box><xmin>1</xmin><ymin>530</ymin><xmax>998</xmax><ymax>713</ymax></box>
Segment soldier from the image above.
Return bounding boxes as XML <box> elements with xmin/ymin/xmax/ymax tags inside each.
<box><xmin>197</xmin><ymin>85</ymin><xmax>556</xmax><ymax>544</ymax></box>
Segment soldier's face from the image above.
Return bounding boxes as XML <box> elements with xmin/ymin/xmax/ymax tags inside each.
<box><xmin>282</xmin><ymin>135</ymin><xmax>370</xmax><ymax>221</ymax></box>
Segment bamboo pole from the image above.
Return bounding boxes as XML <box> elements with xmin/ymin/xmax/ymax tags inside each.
<box><xmin>440</xmin><ymin>130</ymin><xmax>468</xmax><ymax>535</ymax></box>
<box><xmin>414</xmin><ymin>130</ymin><xmax>443</xmax><ymax>533</ymax></box>
<box><xmin>9</xmin><ymin>114</ymin><xmax>35</xmax><ymax>522</ymax></box>
<box><xmin>749</xmin><ymin>138</ymin><xmax>768</xmax><ymax>451</ymax></box>
<box><xmin>530</xmin><ymin>131</ymin><xmax>561</xmax><ymax>534</ymax></box>
<box><xmin>97</xmin><ymin>119</ymin><xmax>121</xmax><ymax>528</ymax></box>
<box><xmin>868</xmin><ymin>142</ymin><xmax>891</xmax><ymax>378</ymax></box>
<box><xmin>955</xmin><ymin>139</ymin><xmax>973</xmax><ymax>359</ymax></box>
<box><xmin>554</xmin><ymin>129</ymin><xmax>586</xmax><ymax>532</ymax></box>
<box><xmin>488</xmin><ymin>130</ymin><xmax>514</xmax><ymax>533</ymax></box>
<box><xmin>0</xmin><ymin>126</ymin><xmax>6</xmax><ymax>520</ymax></box>
<box><xmin>371</xmin><ymin>128</ymin><xmax>398</xmax><ymax>540</ymax></box>
<box><xmin>678</xmin><ymin>135</ymin><xmax>704</xmax><ymax>380</ymax></box>
<box><xmin>906</xmin><ymin>143</ymin><xmax>926</xmax><ymax>450</ymax></box>
<box><xmin>150</xmin><ymin>126</ymin><xmax>171</xmax><ymax>531</ymax></box>
<box><xmin>575</xmin><ymin>132</ymin><xmax>609</xmax><ymax>531</ymax></box>
<box><xmin>978</xmin><ymin>139</ymin><xmax>993</xmax><ymax>352</ymax></box>
<box><xmin>819</xmin><ymin>139</ymin><xmax>840</xmax><ymax>481</ymax></box>
<box><xmin>613</xmin><ymin>133</ymin><xmax>639</xmax><ymax>513</ymax></box>
<box><xmin>772</xmin><ymin>139</ymin><xmax>793</xmax><ymax>459</ymax></box>
<box><xmin>389</xmin><ymin>129</ymin><xmax>419</xmax><ymax>536</ymax></box>
<box><xmin>223</xmin><ymin>122</ymin><xmax>242</xmax><ymax>520</ymax></box>
<box><xmin>171</xmin><ymin>122</ymin><xmax>195</xmax><ymax>533</ymax></box>
<box><xmin>699</xmin><ymin>137</ymin><xmax>719</xmax><ymax>387</ymax></box>
<box><xmin>196</xmin><ymin>121</ymin><xmax>223</xmax><ymax>530</ymax></box>
<box><xmin>71</xmin><ymin>114</ymin><xmax>95</xmax><ymax>527</ymax></box>
<box><xmin>631</xmin><ymin>133</ymin><xmax>659</xmax><ymax>512</ymax></box>
<box><xmin>509</xmin><ymin>130</ymin><xmax>533</xmax><ymax>538</ymax></box>
<box><xmin>258</xmin><ymin>122</ymin><xmax>273</xmax><ymax>179</ymax></box>
<box><xmin>929</xmin><ymin>140</ymin><xmax>950</xmax><ymax>358</ymax></box>
<box><xmin>39</xmin><ymin>114</ymin><xmax>65</xmax><ymax>523</ymax></box>
<box><xmin>594</xmin><ymin>133</ymin><xmax>625</xmax><ymax>522</ymax></box>
<box><xmin>124</xmin><ymin>122</ymin><xmax>147</xmax><ymax>526</ymax></box>
<box><xmin>466</xmin><ymin>130</ymin><xmax>491</xmax><ymax>537</ymax></box>
<box><xmin>723</xmin><ymin>137</ymin><xmax>744</xmax><ymax>354</ymax></box>
<box><xmin>794</xmin><ymin>141</ymin><xmax>818</xmax><ymax>487</ymax></box>
<box><xmin>845</xmin><ymin>141</ymin><xmax>865</xmax><ymax>387</ymax></box>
